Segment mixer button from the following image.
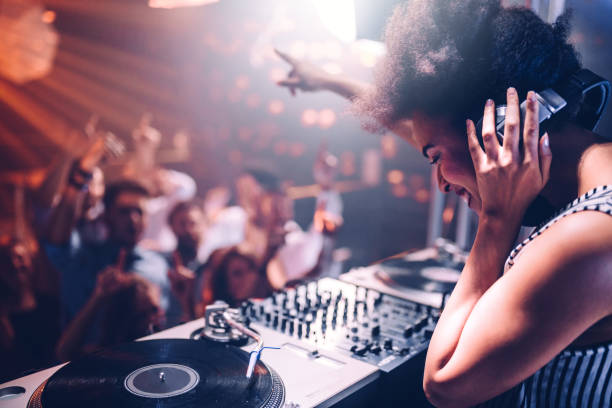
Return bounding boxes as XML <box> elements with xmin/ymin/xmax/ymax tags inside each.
<box><xmin>371</xmin><ymin>325</ymin><xmax>380</xmax><ymax>337</ymax></box>
<box><xmin>354</xmin><ymin>345</ymin><xmax>369</xmax><ymax>356</ymax></box>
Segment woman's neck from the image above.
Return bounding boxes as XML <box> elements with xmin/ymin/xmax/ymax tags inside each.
<box><xmin>541</xmin><ymin>123</ymin><xmax>612</xmax><ymax>207</ymax></box>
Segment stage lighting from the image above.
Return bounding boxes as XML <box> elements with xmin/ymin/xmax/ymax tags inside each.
<box><xmin>0</xmin><ymin>1</ymin><xmax>58</xmax><ymax>84</ymax></box>
<box><xmin>148</xmin><ymin>0</ymin><xmax>219</xmax><ymax>9</ymax></box>
<box><xmin>310</xmin><ymin>0</ymin><xmax>356</xmax><ymax>43</ymax></box>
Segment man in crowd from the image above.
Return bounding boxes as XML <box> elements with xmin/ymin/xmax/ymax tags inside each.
<box><xmin>165</xmin><ymin>200</ymin><xmax>207</xmax><ymax>320</ymax></box>
<box><xmin>44</xmin><ymin>176</ymin><xmax>183</xmax><ymax>356</ymax></box>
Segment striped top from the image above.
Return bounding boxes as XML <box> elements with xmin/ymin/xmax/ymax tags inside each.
<box><xmin>478</xmin><ymin>185</ymin><xmax>612</xmax><ymax>408</ymax></box>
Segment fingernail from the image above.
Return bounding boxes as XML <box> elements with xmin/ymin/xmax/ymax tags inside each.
<box><xmin>486</xmin><ymin>99</ymin><xmax>493</xmax><ymax>107</ymax></box>
<box><xmin>529</xmin><ymin>91</ymin><xmax>537</xmax><ymax>102</ymax></box>
<box><xmin>507</xmin><ymin>87</ymin><xmax>516</xmax><ymax>94</ymax></box>
<box><xmin>543</xmin><ymin>133</ymin><xmax>550</xmax><ymax>148</ymax></box>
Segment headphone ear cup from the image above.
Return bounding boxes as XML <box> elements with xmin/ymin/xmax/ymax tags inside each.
<box><xmin>475</xmin><ymin>105</ymin><xmax>507</xmax><ymax>149</ymax></box>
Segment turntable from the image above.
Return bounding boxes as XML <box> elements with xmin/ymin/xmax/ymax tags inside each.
<box><xmin>1</xmin><ymin>300</ymin><xmax>379</xmax><ymax>408</ymax></box>
<box><xmin>26</xmin><ymin>339</ymin><xmax>284</xmax><ymax>408</ymax></box>
<box><xmin>341</xmin><ymin>242</ymin><xmax>465</xmax><ymax>308</ymax></box>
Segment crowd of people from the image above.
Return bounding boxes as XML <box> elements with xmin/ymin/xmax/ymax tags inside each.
<box><xmin>0</xmin><ymin>114</ymin><xmax>343</xmax><ymax>382</ymax></box>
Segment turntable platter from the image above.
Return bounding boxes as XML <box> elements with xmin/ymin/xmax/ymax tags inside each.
<box><xmin>374</xmin><ymin>258</ymin><xmax>461</xmax><ymax>294</ymax></box>
<box><xmin>28</xmin><ymin>339</ymin><xmax>284</xmax><ymax>408</ymax></box>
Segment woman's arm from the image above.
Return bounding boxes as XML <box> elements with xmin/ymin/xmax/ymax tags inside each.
<box><xmin>424</xmin><ymin>88</ymin><xmax>555</xmax><ymax>406</ymax></box>
<box><xmin>424</xmin><ymin>212</ymin><xmax>612</xmax><ymax>407</ymax></box>
<box><xmin>275</xmin><ymin>49</ymin><xmax>372</xmax><ymax>101</ymax></box>
<box><xmin>275</xmin><ymin>50</ymin><xmax>416</xmax><ymax>145</ymax></box>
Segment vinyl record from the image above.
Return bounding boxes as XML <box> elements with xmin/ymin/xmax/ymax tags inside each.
<box><xmin>31</xmin><ymin>339</ymin><xmax>284</xmax><ymax>408</ymax></box>
<box><xmin>375</xmin><ymin>258</ymin><xmax>461</xmax><ymax>293</ymax></box>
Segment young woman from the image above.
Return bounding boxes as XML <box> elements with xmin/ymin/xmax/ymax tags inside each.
<box><xmin>277</xmin><ymin>1</ymin><xmax>612</xmax><ymax>406</ymax></box>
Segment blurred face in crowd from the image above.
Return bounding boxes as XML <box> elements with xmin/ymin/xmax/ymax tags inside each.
<box><xmin>105</xmin><ymin>191</ymin><xmax>148</xmax><ymax>248</ymax></box>
<box><xmin>225</xmin><ymin>254</ymin><xmax>259</xmax><ymax>303</ymax></box>
<box><xmin>236</xmin><ymin>173</ymin><xmax>264</xmax><ymax>218</ymax></box>
<box><xmin>0</xmin><ymin>243</ymin><xmax>35</xmax><ymax>313</ymax></box>
<box><xmin>258</xmin><ymin>191</ymin><xmax>293</xmax><ymax>229</ymax></box>
<box><xmin>170</xmin><ymin>206</ymin><xmax>204</xmax><ymax>251</ymax></box>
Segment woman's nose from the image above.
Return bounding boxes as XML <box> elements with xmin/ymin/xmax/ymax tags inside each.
<box><xmin>435</xmin><ymin>166</ymin><xmax>450</xmax><ymax>193</ymax></box>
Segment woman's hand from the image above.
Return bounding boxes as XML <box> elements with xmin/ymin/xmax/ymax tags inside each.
<box><xmin>467</xmin><ymin>88</ymin><xmax>552</xmax><ymax>223</ymax></box>
<box><xmin>275</xmin><ymin>49</ymin><xmax>331</xmax><ymax>96</ymax></box>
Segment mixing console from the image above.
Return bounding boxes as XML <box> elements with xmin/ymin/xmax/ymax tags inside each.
<box><xmin>241</xmin><ymin>278</ymin><xmax>439</xmax><ymax>372</ymax></box>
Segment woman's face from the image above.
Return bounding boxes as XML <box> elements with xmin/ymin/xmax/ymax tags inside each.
<box><xmin>410</xmin><ymin>112</ymin><xmax>483</xmax><ymax>213</ymax></box>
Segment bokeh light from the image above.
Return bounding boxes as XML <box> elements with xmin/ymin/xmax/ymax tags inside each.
<box><xmin>391</xmin><ymin>184</ymin><xmax>409</xmax><ymax>198</ymax></box>
<box><xmin>301</xmin><ymin>109</ymin><xmax>318</xmax><ymax>127</ymax></box>
<box><xmin>41</xmin><ymin>10</ymin><xmax>56</xmax><ymax>24</ymax></box>
<box><xmin>317</xmin><ymin>109</ymin><xmax>336</xmax><ymax>129</ymax></box>
<box><xmin>268</xmin><ymin>100</ymin><xmax>285</xmax><ymax>115</ymax></box>
<box><xmin>415</xmin><ymin>189</ymin><xmax>430</xmax><ymax>203</ymax></box>
<box><xmin>387</xmin><ymin>170</ymin><xmax>404</xmax><ymax>185</ymax></box>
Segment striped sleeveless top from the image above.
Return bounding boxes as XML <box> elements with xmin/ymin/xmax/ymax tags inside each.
<box><xmin>478</xmin><ymin>185</ymin><xmax>612</xmax><ymax>408</ymax></box>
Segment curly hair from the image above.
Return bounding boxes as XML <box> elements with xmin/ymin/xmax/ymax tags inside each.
<box><xmin>357</xmin><ymin>0</ymin><xmax>581</xmax><ymax>132</ymax></box>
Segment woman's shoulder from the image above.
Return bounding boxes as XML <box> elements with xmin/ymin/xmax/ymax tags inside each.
<box><xmin>515</xmin><ymin>208</ymin><xmax>612</xmax><ymax>283</ymax></box>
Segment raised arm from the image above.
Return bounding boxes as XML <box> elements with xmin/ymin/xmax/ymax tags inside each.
<box><xmin>275</xmin><ymin>49</ymin><xmax>372</xmax><ymax>101</ymax></box>
<box><xmin>44</xmin><ymin>134</ymin><xmax>123</xmax><ymax>245</ymax></box>
<box><xmin>55</xmin><ymin>263</ymin><xmax>131</xmax><ymax>361</ymax></box>
<box><xmin>275</xmin><ymin>50</ymin><xmax>415</xmax><ymax>145</ymax></box>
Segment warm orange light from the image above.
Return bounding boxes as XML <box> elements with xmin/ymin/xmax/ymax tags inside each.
<box><xmin>41</xmin><ymin>10</ymin><xmax>56</xmax><ymax>24</ymax></box>
<box><xmin>318</xmin><ymin>109</ymin><xmax>336</xmax><ymax>129</ymax></box>
<box><xmin>268</xmin><ymin>100</ymin><xmax>285</xmax><ymax>115</ymax></box>
<box><xmin>391</xmin><ymin>184</ymin><xmax>409</xmax><ymax>198</ymax></box>
<box><xmin>415</xmin><ymin>188</ymin><xmax>430</xmax><ymax>203</ymax></box>
<box><xmin>442</xmin><ymin>207</ymin><xmax>455</xmax><ymax>223</ymax></box>
<box><xmin>148</xmin><ymin>0</ymin><xmax>219</xmax><ymax>9</ymax></box>
<box><xmin>387</xmin><ymin>170</ymin><xmax>404</xmax><ymax>185</ymax></box>
<box><xmin>301</xmin><ymin>109</ymin><xmax>318</xmax><ymax>127</ymax></box>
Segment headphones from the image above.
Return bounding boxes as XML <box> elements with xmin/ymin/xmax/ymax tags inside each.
<box><xmin>475</xmin><ymin>69</ymin><xmax>611</xmax><ymax>147</ymax></box>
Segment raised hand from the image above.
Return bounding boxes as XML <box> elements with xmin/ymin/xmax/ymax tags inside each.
<box><xmin>92</xmin><ymin>266</ymin><xmax>132</xmax><ymax>301</ymax></box>
<box><xmin>168</xmin><ymin>251</ymin><xmax>196</xmax><ymax>317</ymax></box>
<box><xmin>78</xmin><ymin>131</ymin><xmax>125</xmax><ymax>172</ymax></box>
<box><xmin>466</xmin><ymin>88</ymin><xmax>552</xmax><ymax>223</ymax></box>
<box><xmin>275</xmin><ymin>49</ymin><xmax>330</xmax><ymax>96</ymax></box>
